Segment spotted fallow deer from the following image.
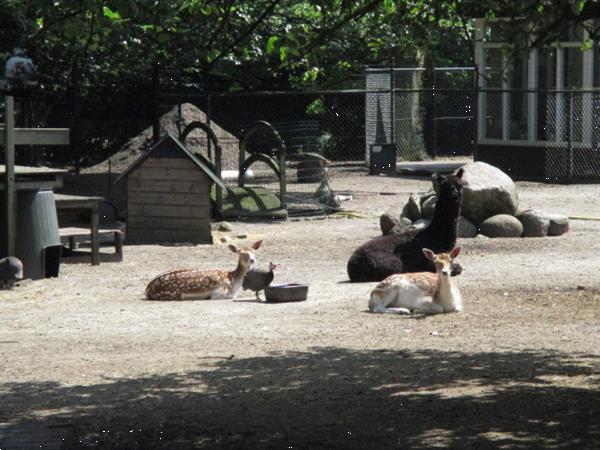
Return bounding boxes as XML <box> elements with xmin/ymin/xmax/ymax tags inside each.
<box><xmin>368</xmin><ymin>247</ymin><xmax>462</xmax><ymax>314</ymax></box>
<box><xmin>145</xmin><ymin>240</ymin><xmax>262</xmax><ymax>300</ymax></box>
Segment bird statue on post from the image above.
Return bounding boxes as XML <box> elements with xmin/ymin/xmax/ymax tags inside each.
<box><xmin>314</xmin><ymin>167</ymin><xmax>341</xmax><ymax>209</ymax></box>
<box><xmin>243</xmin><ymin>262</ymin><xmax>278</xmax><ymax>300</ymax></box>
<box><xmin>1</xmin><ymin>48</ymin><xmax>38</xmax><ymax>94</ymax></box>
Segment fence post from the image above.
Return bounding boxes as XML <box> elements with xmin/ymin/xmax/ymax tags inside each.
<box><xmin>71</xmin><ymin>64</ymin><xmax>81</xmax><ymax>173</ymax></box>
<box><xmin>205</xmin><ymin>71</ymin><xmax>212</xmax><ymax>161</ymax></box>
<box><xmin>568</xmin><ymin>90</ymin><xmax>573</xmax><ymax>181</ymax></box>
<box><xmin>432</xmin><ymin>68</ymin><xmax>437</xmax><ymax>159</ymax></box>
<box><xmin>152</xmin><ymin>61</ymin><xmax>160</xmax><ymax>143</ymax></box>
<box><xmin>473</xmin><ymin>70</ymin><xmax>479</xmax><ymax>161</ymax></box>
<box><xmin>389</xmin><ymin>60</ymin><xmax>395</xmax><ymax>146</ymax></box>
<box><xmin>4</xmin><ymin>95</ymin><xmax>16</xmax><ymax>256</ymax></box>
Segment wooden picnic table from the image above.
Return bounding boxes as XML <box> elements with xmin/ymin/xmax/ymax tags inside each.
<box><xmin>53</xmin><ymin>193</ymin><xmax>104</xmax><ymax>266</ymax></box>
<box><xmin>0</xmin><ymin>164</ymin><xmax>67</xmax><ymax>190</ymax></box>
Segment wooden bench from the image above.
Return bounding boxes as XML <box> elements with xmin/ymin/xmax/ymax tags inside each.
<box><xmin>54</xmin><ymin>193</ymin><xmax>123</xmax><ymax>265</ymax></box>
<box><xmin>59</xmin><ymin>226</ymin><xmax>124</xmax><ymax>262</ymax></box>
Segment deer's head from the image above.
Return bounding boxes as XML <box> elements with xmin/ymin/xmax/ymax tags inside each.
<box><xmin>228</xmin><ymin>240</ymin><xmax>262</xmax><ymax>271</ymax></box>
<box><xmin>423</xmin><ymin>247</ymin><xmax>461</xmax><ymax>278</ymax></box>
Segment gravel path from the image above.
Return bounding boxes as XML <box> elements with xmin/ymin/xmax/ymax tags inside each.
<box><xmin>1</xmin><ymin>170</ymin><xmax>599</xmax><ymax>449</ymax></box>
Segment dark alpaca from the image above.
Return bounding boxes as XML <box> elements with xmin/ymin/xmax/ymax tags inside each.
<box><xmin>347</xmin><ymin>169</ymin><xmax>465</xmax><ymax>282</ymax></box>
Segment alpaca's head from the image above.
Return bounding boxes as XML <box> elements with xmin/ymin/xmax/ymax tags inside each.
<box><xmin>434</xmin><ymin>168</ymin><xmax>465</xmax><ymax>201</ymax></box>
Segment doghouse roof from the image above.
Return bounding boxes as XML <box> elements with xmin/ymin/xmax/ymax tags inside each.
<box><xmin>115</xmin><ymin>133</ymin><xmax>226</xmax><ymax>189</ymax></box>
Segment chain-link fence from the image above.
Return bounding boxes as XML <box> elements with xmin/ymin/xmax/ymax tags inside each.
<box><xmin>479</xmin><ymin>89</ymin><xmax>600</xmax><ymax>181</ymax></box>
<box><xmin>8</xmin><ymin>67</ymin><xmax>600</xmax><ymax>222</ymax></box>
<box><xmin>365</xmin><ymin>66</ymin><xmax>477</xmax><ymax>164</ymax></box>
<box><xmin>154</xmin><ymin>66</ymin><xmax>480</xmax><ymax>218</ymax></box>
<box><xmin>153</xmin><ymin>67</ymin><xmax>367</xmax><ymax>216</ymax></box>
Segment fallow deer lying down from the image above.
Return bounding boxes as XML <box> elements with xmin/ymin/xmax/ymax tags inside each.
<box><xmin>145</xmin><ymin>240</ymin><xmax>262</xmax><ymax>300</ymax></box>
<box><xmin>368</xmin><ymin>247</ymin><xmax>462</xmax><ymax>314</ymax></box>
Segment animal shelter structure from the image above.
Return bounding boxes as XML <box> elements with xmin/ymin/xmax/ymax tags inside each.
<box><xmin>117</xmin><ymin>133</ymin><xmax>225</xmax><ymax>244</ymax></box>
<box><xmin>474</xmin><ymin>18</ymin><xmax>600</xmax><ymax>181</ymax></box>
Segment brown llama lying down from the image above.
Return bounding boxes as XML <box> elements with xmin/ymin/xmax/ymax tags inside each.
<box><xmin>347</xmin><ymin>169</ymin><xmax>465</xmax><ymax>282</ymax></box>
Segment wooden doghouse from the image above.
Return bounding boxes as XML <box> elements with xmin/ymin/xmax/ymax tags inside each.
<box><xmin>117</xmin><ymin>133</ymin><xmax>226</xmax><ymax>244</ymax></box>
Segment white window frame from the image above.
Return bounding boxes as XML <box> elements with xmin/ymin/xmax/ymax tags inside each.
<box><xmin>476</xmin><ymin>19</ymin><xmax>594</xmax><ymax>146</ymax></box>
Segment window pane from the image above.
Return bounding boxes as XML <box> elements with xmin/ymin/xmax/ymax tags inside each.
<box><xmin>563</xmin><ymin>48</ymin><xmax>583</xmax><ymax>89</ymax></box>
<box><xmin>538</xmin><ymin>48</ymin><xmax>557</xmax><ymax>89</ymax></box>
<box><xmin>537</xmin><ymin>48</ymin><xmax>557</xmax><ymax>140</ymax></box>
<box><xmin>484</xmin><ymin>48</ymin><xmax>504</xmax><ymax>88</ymax></box>
<box><xmin>509</xmin><ymin>57</ymin><xmax>528</xmax><ymax>139</ymax></box>
<box><xmin>483</xmin><ymin>48</ymin><xmax>503</xmax><ymax>138</ymax></box>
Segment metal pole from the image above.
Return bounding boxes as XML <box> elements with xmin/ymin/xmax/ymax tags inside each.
<box><xmin>473</xmin><ymin>73</ymin><xmax>479</xmax><ymax>161</ymax></box>
<box><xmin>205</xmin><ymin>71</ymin><xmax>212</xmax><ymax>161</ymax></box>
<box><xmin>568</xmin><ymin>90</ymin><xmax>574</xmax><ymax>181</ymax></box>
<box><xmin>152</xmin><ymin>61</ymin><xmax>160</xmax><ymax>143</ymax></box>
<box><xmin>389</xmin><ymin>60</ymin><xmax>395</xmax><ymax>146</ymax></box>
<box><xmin>4</xmin><ymin>95</ymin><xmax>16</xmax><ymax>256</ymax></box>
<box><xmin>72</xmin><ymin>64</ymin><xmax>81</xmax><ymax>173</ymax></box>
<box><xmin>432</xmin><ymin>69</ymin><xmax>437</xmax><ymax>159</ymax></box>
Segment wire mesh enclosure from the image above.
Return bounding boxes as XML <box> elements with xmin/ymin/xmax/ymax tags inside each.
<box><xmin>477</xmin><ymin>89</ymin><xmax>600</xmax><ymax>181</ymax></box>
<box><xmin>153</xmin><ymin>67</ymin><xmax>366</xmax><ymax>217</ymax></box>
<box><xmin>364</xmin><ymin>66</ymin><xmax>477</xmax><ymax>163</ymax></box>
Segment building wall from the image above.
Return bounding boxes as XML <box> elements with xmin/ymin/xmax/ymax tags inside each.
<box><xmin>126</xmin><ymin>156</ymin><xmax>213</xmax><ymax>244</ymax></box>
<box><xmin>365</xmin><ymin>70</ymin><xmax>392</xmax><ymax>164</ymax></box>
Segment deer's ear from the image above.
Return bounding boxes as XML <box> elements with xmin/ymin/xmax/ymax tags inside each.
<box><xmin>252</xmin><ymin>240</ymin><xmax>263</xmax><ymax>250</ymax></box>
<box><xmin>450</xmin><ymin>247</ymin><xmax>461</xmax><ymax>258</ymax></box>
<box><xmin>228</xmin><ymin>244</ymin><xmax>240</xmax><ymax>253</ymax></box>
<box><xmin>422</xmin><ymin>248</ymin><xmax>436</xmax><ymax>261</ymax></box>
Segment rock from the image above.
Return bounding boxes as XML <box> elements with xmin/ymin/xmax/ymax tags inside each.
<box><xmin>547</xmin><ymin>213</ymin><xmax>570</xmax><ymax>236</ymax></box>
<box><xmin>515</xmin><ymin>206</ymin><xmax>528</xmax><ymax>217</ymax></box>
<box><xmin>479</xmin><ymin>214</ymin><xmax>523</xmax><ymax>238</ymax></box>
<box><xmin>388</xmin><ymin>218</ymin><xmax>413</xmax><ymax>235</ymax></box>
<box><xmin>400</xmin><ymin>203</ymin><xmax>412</xmax><ymax>221</ymax></box>
<box><xmin>410</xmin><ymin>218</ymin><xmax>431</xmax><ymax>231</ymax></box>
<box><xmin>459</xmin><ymin>162</ymin><xmax>519</xmax><ymax>224</ymax></box>
<box><xmin>458</xmin><ymin>216</ymin><xmax>478</xmax><ymax>238</ymax></box>
<box><xmin>421</xmin><ymin>196</ymin><xmax>438</xmax><ymax>220</ymax></box>
<box><xmin>419</xmin><ymin>189</ymin><xmax>437</xmax><ymax>204</ymax></box>
<box><xmin>380</xmin><ymin>208</ymin><xmax>403</xmax><ymax>235</ymax></box>
<box><xmin>518</xmin><ymin>209</ymin><xmax>550</xmax><ymax>237</ymax></box>
<box><xmin>219</xmin><ymin>221</ymin><xmax>233</xmax><ymax>232</ymax></box>
<box><xmin>220</xmin><ymin>236</ymin><xmax>232</xmax><ymax>243</ymax></box>
<box><xmin>406</xmin><ymin>193</ymin><xmax>422</xmax><ymax>221</ymax></box>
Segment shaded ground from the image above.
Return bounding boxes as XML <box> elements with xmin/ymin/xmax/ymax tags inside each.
<box><xmin>1</xmin><ymin>169</ymin><xmax>599</xmax><ymax>449</ymax></box>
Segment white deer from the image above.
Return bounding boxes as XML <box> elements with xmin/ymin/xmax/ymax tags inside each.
<box><xmin>145</xmin><ymin>240</ymin><xmax>262</xmax><ymax>300</ymax></box>
<box><xmin>368</xmin><ymin>247</ymin><xmax>462</xmax><ymax>314</ymax></box>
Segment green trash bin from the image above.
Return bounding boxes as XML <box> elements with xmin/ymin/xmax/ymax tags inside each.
<box><xmin>0</xmin><ymin>189</ymin><xmax>62</xmax><ymax>280</ymax></box>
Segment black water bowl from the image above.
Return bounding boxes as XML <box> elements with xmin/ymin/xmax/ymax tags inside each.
<box><xmin>264</xmin><ymin>283</ymin><xmax>309</xmax><ymax>303</ymax></box>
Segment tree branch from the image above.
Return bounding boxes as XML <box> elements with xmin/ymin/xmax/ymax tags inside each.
<box><xmin>205</xmin><ymin>0</ymin><xmax>238</xmax><ymax>51</ymax></box>
<box><xmin>205</xmin><ymin>0</ymin><xmax>282</xmax><ymax>70</ymax></box>
<box><xmin>303</xmin><ymin>0</ymin><xmax>384</xmax><ymax>53</ymax></box>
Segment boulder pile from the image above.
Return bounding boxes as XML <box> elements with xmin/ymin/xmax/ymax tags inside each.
<box><xmin>381</xmin><ymin>162</ymin><xmax>570</xmax><ymax>239</ymax></box>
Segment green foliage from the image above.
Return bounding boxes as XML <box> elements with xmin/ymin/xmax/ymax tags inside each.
<box><xmin>1</xmin><ymin>0</ymin><xmax>597</xmax><ymax>166</ymax></box>
<box><xmin>306</xmin><ymin>98</ymin><xmax>326</xmax><ymax>116</ymax></box>
<box><xmin>4</xmin><ymin>1</ymin><xmax>599</xmax><ymax>92</ymax></box>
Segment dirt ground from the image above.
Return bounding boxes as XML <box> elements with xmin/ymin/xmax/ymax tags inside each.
<box><xmin>1</xmin><ymin>168</ymin><xmax>599</xmax><ymax>449</ymax></box>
